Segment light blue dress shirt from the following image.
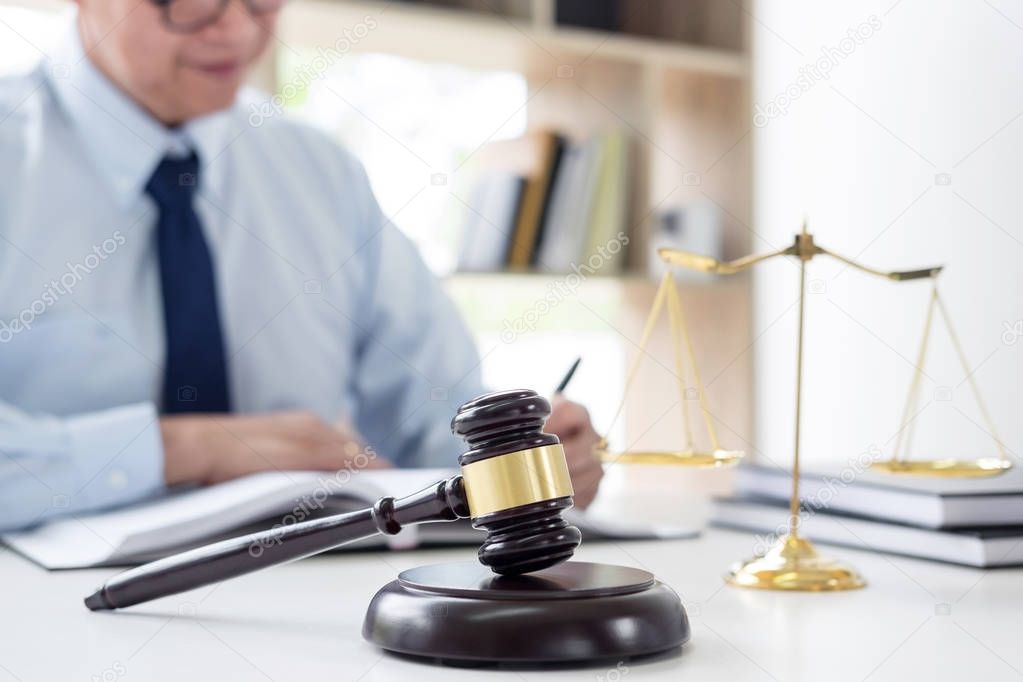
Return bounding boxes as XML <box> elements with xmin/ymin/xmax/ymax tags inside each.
<box><xmin>0</xmin><ymin>25</ymin><xmax>484</xmax><ymax>532</ymax></box>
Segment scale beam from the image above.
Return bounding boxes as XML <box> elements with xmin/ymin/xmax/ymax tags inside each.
<box><xmin>658</xmin><ymin>231</ymin><xmax>943</xmax><ymax>283</ymax></box>
<box><xmin>656</xmin><ymin>245</ymin><xmax>793</xmax><ymax>274</ymax></box>
<box><xmin>816</xmin><ymin>247</ymin><xmax>943</xmax><ymax>281</ymax></box>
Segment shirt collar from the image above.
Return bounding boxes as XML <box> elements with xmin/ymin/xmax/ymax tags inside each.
<box><xmin>45</xmin><ymin>17</ymin><xmax>236</xmax><ymax>208</ymax></box>
<box><xmin>184</xmin><ymin>105</ymin><xmax>236</xmax><ymax>202</ymax></box>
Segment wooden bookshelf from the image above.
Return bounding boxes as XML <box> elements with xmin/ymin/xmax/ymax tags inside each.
<box><xmin>274</xmin><ymin>0</ymin><xmax>755</xmax><ymax>456</ymax></box>
<box><xmin>280</xmin><ymin>0</ymin><xmax>745</xmax><ymax>77</ymax></box>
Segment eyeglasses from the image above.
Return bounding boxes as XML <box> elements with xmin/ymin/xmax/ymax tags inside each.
<box><xmin>151</xmin><ymin>0</ymin><xmax>286</xmax><ymax>33</ymax></box>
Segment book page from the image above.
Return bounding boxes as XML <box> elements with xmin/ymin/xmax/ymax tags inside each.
<box><xmin>1</xmin><ymin>469</ymin><xmax>455</xmax><ymax>569</ymax></box>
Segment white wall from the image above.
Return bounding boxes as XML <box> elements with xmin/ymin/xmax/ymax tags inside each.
<box><xmin>751</xmin><ymin>0</ymin><xmax>1022</xmax><ymax>470</ymax></box>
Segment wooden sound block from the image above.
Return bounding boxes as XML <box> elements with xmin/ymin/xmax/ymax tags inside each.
<box><xmin>362</xmin><ymin>561</ymin><xmax>689</xmax><ymax>664</ymax></box>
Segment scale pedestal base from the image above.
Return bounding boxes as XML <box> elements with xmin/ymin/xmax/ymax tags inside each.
<box><xmin>362</xmin><ymin>561</ymin><xmax>689</xmax><ymax>664</ymax></box>
<box><xmin>726</xmin><ymin>534</ymin><xmax>865</xmax><ymax>591</ymax></box>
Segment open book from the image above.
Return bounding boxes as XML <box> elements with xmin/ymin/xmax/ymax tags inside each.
<box><xmin>2</xmin><ymin>468</ymin><xmax>697</xmax><ymax>569</ymax></box>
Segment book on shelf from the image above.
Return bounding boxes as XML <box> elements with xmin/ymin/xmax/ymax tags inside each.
<box><xmin>456</xmin><ymin>173</ymin><xmax>524</xmax><ymax>271</ymax></box>
<box><xmin>504</xmin><ymin>130</ymin><xmax>565</xmax><ymax>268</ymax></box>
<box><xmin>455</xmin><ymin>130</ymin><xmax>564</xmax><ymax>271</ymax></box>
<box><xmin>2</xmin><ymin>468</ymin><xmax>698</xmax><ymax>570</ymax></box>
<box><xmin>580</xmin><ymin>130</ymin><xmax>629</xmax><ymax>272</ymax></box>
<box><xmin>711</xmin><ymin>496</ymin><xmax>1023</xmax><ymax>568</ymax></box>
<box><xmin>535</xmin><ymin>133</ymin><xmax>605</xmax><ymax>271</ymax></box>
<box><xmin>455</xmin><ymin>129</ymin><xmax>631</xmax><ymax>274</ymax></box>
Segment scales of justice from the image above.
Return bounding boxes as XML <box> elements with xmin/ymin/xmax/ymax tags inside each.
<box><xmin>595</xmin><ymin>223</ymin><xmax>1012</xmax><ymax>591</ymax></box>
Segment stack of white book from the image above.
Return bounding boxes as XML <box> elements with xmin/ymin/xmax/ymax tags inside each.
<box><xmin>711</xmin><ymin>463</ymin><xmax>1023</xmax><ymax>567</ymax></box>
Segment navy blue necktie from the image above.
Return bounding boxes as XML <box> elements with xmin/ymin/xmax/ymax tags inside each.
<box><xmin>146</xmin><ymin>152</ymin><xmax>231</xmax><ymax>413</ymax></box>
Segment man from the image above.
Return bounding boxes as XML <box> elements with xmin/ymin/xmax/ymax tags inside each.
<box><xmin>0</xmin><ymin>0</ymin><xmax>604</xmax><ymax>532</ymax></box>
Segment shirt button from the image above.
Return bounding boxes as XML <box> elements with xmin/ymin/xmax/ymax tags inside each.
<box><xmin>108</xmin><ymin>469</ymin><xmax>128</xmax><ymax>490</ymax></box>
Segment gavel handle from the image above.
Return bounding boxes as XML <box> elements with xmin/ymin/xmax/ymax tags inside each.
<box><xmin>85</xmin><ymin>475</ymin><xmax>469</xmax><ymax>611</ymax></box>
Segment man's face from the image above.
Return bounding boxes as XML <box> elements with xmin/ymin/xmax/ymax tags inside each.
<box><xmin>76</xmin><ymin>0</ymin><xmax>279</xmax><ymax>125</ymax></box>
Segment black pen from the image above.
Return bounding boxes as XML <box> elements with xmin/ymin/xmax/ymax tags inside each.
<box><xmin>553</xmin><ymin>357</ymin><xmax>581</xmax><ymax>395</ymax></box>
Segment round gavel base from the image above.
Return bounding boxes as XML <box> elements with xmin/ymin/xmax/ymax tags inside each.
<box><xmin>362</xmin><ymin>561</ymin><xmax>689</xmax><ymax>664</ymax></box>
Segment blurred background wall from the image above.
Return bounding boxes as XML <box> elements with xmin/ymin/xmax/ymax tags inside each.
<box><xmin>751</xmin><ymin>0</ymin><xmax>1022</xmax><ymax>470</ymax></box>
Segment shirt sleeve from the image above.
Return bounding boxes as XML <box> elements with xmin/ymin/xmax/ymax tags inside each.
<box><xmin>0</xmin><ymin>401</ymin><xmax>165</xmax><ymax>533</ymax></box>
<box><xmin>346</xmin><ymin>167</ymin><xmax>487</xmax><ymax>469</ymax></box>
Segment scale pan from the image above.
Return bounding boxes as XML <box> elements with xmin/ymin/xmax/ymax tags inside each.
<box><xmin>596</xmin><ymin>448</ymin><xmax>744</xmax><ymax>468</ymax></box>
<box><xmin>870</xmin><ymin>458</ymin><xmax>1012</xmax><ymax>478</ymax></box>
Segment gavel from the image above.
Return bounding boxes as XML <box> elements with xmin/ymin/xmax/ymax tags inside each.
<box><xmin>85</xmin><ymin>389</ymin><xmax>583</xmax><ymax>610</ymax></box>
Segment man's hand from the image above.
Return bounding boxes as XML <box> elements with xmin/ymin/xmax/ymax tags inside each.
<box><xmin>545</xmin><ymin>398</ymin><xmax>604</xmax><ymax>509</ymax></box>
<box><xmin>160</xmin><ymin>411</ymin><xmax>390</xmax><ymax>486</ymax></box>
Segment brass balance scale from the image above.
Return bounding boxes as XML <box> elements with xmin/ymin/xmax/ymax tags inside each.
<box><xmin>595</xmin><ymin>223</ymin><xmax>1011</xmax><ymax>591</ymax></box>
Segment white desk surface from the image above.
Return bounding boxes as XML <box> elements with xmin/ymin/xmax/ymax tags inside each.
<box><xmin>1</xmin><ymin>528</ymin><xmax>1021</xmax><ymax>682</ymax></box>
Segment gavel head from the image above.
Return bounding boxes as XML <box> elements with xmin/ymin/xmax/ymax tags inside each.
<box><xmin>451</xmin><ymin>389</ymin><xmax>582</xmax><ymax>575</ymax></box>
